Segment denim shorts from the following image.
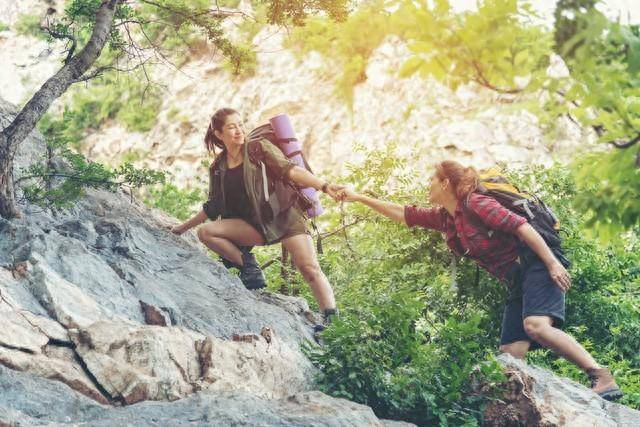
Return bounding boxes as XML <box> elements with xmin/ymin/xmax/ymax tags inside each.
<box><xmin>500</xmin><ymin>255</ymin><xmax>566</xmax><ymax>350</ymax></box>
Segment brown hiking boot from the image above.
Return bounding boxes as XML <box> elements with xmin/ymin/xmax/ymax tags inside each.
<box><xmin>586</xmin><ymin>367</ymin><xmax>623</xmax><ymax>401</ymax></box>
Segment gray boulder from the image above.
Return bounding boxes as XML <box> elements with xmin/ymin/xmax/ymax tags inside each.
<box><xmin>485</xmin><ymin>354</ymin><xmax>640</xmax><ymax>427</ymax></box>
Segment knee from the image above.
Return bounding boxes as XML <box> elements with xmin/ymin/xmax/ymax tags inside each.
<box><xmin>523</xmin><ymin>318</ymin><xmax>548</xmax><ymax>341</ymax></box>
<box><xmin>297</xmin><ymin>262</ymin><xmax>322</xmax><ymax>281</ymax></box>
<box><xmin>197</xmin><ymin>226</ymin><xmax>214</xmax><ymax>243</ymax></box>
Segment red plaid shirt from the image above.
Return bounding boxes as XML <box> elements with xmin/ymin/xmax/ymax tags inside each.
<box><xmin>405</xmin><ymin>193</ymin><xmax>527</xmax><ymax>283</ymax></box>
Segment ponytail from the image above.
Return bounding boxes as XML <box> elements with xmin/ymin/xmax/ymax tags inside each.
<box><xmin>204</xmin><ymin>107</ymin><xmax>239</xmax><ymax>156</ymax></box>
<box><xmin>456</xmin><ymin>166</ymin><xmax>480</xmax><ymax>201</ymax></box>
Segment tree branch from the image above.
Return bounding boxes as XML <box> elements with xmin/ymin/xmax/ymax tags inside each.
<box><xmin>609</xmin><ymin>134</ymin><xmax>640</xmax><ymax>149</ymax></box>
<box><xmin>556</xmin><ymin>90</ymin><xmax>640</xmax><ymax>152</ymax></box>
<box><xmin>42</xmin><ymin>19</ymin><xmax>78</xmax><ymax>65</ymax></box>
<box><xmin>471</xmin><ymin>60</ymin><xmax>523</xmax><ymax>94</ymax></box>
<box><xmin>1</xmin><ymin>0</ymin><xmax>121</xmax><ymax>158</ymax></box>
<box><xmin>139</xmin><ymin>0</ymin><xmax>252</xmax><ymax>20</ymax></box>
<box><xmin>73</xmin><ymin>58</ymin><xmax>153</xmax><ymax>83</ymax></box>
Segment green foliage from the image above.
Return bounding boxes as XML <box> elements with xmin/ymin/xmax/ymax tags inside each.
<box><xmin>285</xmin><ymin>0</ymin><xmax>638</xmax><ymax>235</ymax></box>
<box><xmin>60</xmin><ymin>71</ymin><xmax>162</xmax><ymax>145</ymax></box>
<box><xmin>395</xmin><ymin>0</ymin><xmax>552</xmax><ymax>93</ymax></box>
<box><xmin>549</xmin><ymin>8</ymin><xmax>640</xmax><ymax>234</ymax></box>
<box><xmin>572</xmin><ymin>149</ymin><xmax>640</xmax><ymax>239</ymax></box>
<box><xmin>221</xmin><ymin>43</ymin><xmax>258</xmax><ymax>76</ymax></box>
<box><xmin>14</xmin><ymin>13</ymin><xmax>46</xmax><ymax>39</ymax></box>
<box><xmin>116</xmin><ymin>88</ymin><xmax>162</xmax><ymax>132</ymax></box>
<box><xmin>0</xmin><ymin>21</ymin><xmax>10</xmax><ymax>32</ymax></box>
<box><xmin>287</xmin><ymin>0</ymin><xmax>551</xmax><ymax>103</ymax></box>
<box><xmin>286</xmin><ymin>1</ymin><xmax>402</xmax><ymax>106</ymax></box>
<box><xmin>20</xmin><ymin>114</ymin><xmax>166</xmax><ymax>209</ymax></box>
<box><xmin>260</xmin><ymin>0</ymin><xmax>349</xmax><ymax>26</ymax></box>
<box><xmin>300</xmin><ymin>146</ymin><xmax>640</xmax><ymax>424</ymax></box>
<box><xmin>557</xmin><ymin>9</ymin><xmax>640</xmax><ymax>143</ymax></box>
<box><xmin>143</xmin><ymin>182</ymin><xmax>205</xmax><ymax>221</ymax></box>
<box><xmin>305</xmin><ymin>290</ymin><xmax>505</xmax><ymax>426</ymax></box>
<box><xmin>553</xmin><ymin>0</ymin><xmax>598</xmax><ymax>58</ymax></box>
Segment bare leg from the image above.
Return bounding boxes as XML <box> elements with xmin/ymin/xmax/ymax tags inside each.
<box><xmin>197</xmin><ymin>219</ymin><xmax>264</xmax><ymax>265</ymax></box>
<box><xmin>282</xmin><ymin>233</ymin><xmax>336</xmax><ymax>311</ymax></box>
<box><xmin>523</xmin><ymin>316</ymin><xmax>599</xmax><ymax>371</ymax></box>
<box><xmin>499</xmin><ymin>340</ymin><xmax>531</xmax><ymax>359</ymax></box>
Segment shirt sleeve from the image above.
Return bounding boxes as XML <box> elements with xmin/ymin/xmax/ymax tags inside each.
<box><xmin>202</xmin><ymin>200</ymin><xmax>217</xmax><ymax>220</ymax></box>
<box><xmin>257</xmin><ymin>138</ymin><xmax>297</xmax><ymax>181</ymax></box>
<box><xmin>202</xmin><ymin>164</ymin><xmax>219</xmax><ymax>220</ymax></box>
<box><xmin>466</xmin><ymin>193</ymin><xmax>526</xmax><ymax>234</ymax></box>
<box><xmin>404</xmin><ymin>205</ymin><xmax>448</xmax><ymax>231</ymax></box>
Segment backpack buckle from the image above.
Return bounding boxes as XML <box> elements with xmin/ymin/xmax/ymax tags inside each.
<box><xmin>512</xmin><ymin>199</ymin><xmax>535</xmax><ymax>219</ymax></box>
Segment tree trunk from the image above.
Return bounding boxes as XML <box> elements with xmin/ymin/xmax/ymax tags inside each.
<box><xmin>0</xmin><ymin>135</ymin><xmax>19</xmax><ymax>218</ymax></box>
<box><xmin>0</xmin><ymin>0</ymin><xmax>120</xmax><ymax>219</ymax></box>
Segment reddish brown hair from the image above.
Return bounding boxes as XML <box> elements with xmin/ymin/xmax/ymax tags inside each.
<box><xmin>435</xmin><ymin>160</ymin><xmax>483</xmax><ymax>202</ymax></box>
<box><xmin>204</xmin><ymin>107</ymin><xmax>239</xmax><ymax>153</ymax></box>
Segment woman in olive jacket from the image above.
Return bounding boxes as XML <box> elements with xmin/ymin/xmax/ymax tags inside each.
<box><xmin>171</xmin><ymin>108</ymin><xmax>340</xmax><ymax>327</ymax></box>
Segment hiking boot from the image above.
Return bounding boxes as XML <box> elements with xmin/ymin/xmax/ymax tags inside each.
<box><xmin>219</xmin><ymin>247</ymin><xmax>266</xmax><ymax>290</ymax></box>
<box><xmin>220</xmin><ymin>246</ymin><xmax>254</xmax><ymax>270</ymax></box>
<box><xmin>313</xmin><ymin>308</ymin><xmax>339</xmax><ymax>335</ymax></box>
<box><xmin>239</xmin><ymin>249</ymin><xmax>266</xmax><ymax>290</ymax></box>
<box><xmin>587</xmin><ymin>367</ymin><xmax>623</xmax><ymax>401</ymax></box>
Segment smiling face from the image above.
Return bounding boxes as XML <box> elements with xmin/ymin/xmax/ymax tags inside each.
<box><xmin>214</xmin><ymin>113</ymin><xmax>245</xmax><ymax>149</ymax></box>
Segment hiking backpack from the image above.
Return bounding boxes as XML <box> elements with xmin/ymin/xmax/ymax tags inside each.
<box><xmin>467</xmin><ymin>168</ymin><xmax>570</xmax><ymax>267</ymax></box>
<box><xmin>247</xmin><ymin>121</ymin><xmax>325</xmax><ymax>252</ymax></box>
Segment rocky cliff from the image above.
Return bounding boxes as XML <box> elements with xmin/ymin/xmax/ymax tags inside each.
<box><xmin>0</xmin><ymin>97</ymin><xmax>412</xmax><ymax>425</ymax></box>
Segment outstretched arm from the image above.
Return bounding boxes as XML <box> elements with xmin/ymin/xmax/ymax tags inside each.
<box><xmin>288</xmin><ymin>166</ymin><xmax>343</xmax><ymax>200</ymax></box>
<box><xmin>338</xmin><ymin>188</ymin><xmax>406</xmax><ymax>224</ymax></box>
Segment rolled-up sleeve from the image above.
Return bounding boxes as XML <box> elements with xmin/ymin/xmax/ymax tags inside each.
<box><xmin>404</xmin><ymin>205</ymin><xmax>447</xmax><ymax>231</ymax></box>
<box><xmin>467</xmin><ymin>193</ymin><xmax>526</xmax><ymax>233</ymax></box>
<box><xmin>258</xmin><ymin>139</ymin><xmax>297</xmax><ymax>181</ymax></box>
<box><xmin>202</xmin><ymin>200</ymin><xmax>217</xmax><ymax>220</ymax></box>
<box><xmin>202</xmin><ymin>165</ymin><xmax>219</xmax><ymax>220</ymax></box>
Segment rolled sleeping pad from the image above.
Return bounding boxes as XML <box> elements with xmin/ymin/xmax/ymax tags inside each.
<box><xmin>269</xmin><ymin>114</ymin><xmax>324</xmax><ymax>218</ymax></box>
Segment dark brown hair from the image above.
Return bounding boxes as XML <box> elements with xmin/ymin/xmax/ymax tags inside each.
<box><xmin>435</xmin><ymin>160</ymin><xmax>484</xmax><ymax>202</ymax></box>
<box><xmin>204</xmin><ymin>108</ymin><xmax>239</xmax><ymax>153</ymax></box>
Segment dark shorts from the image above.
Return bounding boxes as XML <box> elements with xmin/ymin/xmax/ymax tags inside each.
<box><xmin>500</xmin><ymin>257</ymin><xmax>566</xmax><ymax>350</ymax></box>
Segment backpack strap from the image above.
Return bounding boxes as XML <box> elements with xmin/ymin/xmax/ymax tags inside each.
<box><xmin>285</xmin><ymin>150</ymin><xmax>314</xmax><ymax>174</ymax></box>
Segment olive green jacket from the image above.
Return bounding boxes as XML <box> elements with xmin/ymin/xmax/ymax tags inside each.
<box><xmin>202</xmin><ymin>138</ymin><xmax>309</xmax><ymax>244</ymax></box>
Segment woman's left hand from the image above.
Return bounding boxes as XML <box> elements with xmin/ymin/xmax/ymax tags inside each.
<box><xmin>171</xmin><ymin>224</ymin><xmax>187</xmax><ymax>235</ymax></box>
<box><xmin>548</xmin><ymin>260</ymin><xmax>571</xmax><ymax>292</ymax></box>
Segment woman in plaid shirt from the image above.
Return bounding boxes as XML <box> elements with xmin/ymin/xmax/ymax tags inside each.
<box><xmin>337</xmin><ymin>160</ymin><xmax>622</xmax><ymax>401</ymax></box>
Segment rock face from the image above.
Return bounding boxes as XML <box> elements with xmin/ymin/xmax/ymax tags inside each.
<box><xmin>487</xmin><ymin>354</ymin><xmax>640</xmax><ymax>427</ymax></box>
<box><xmin>0</xmin><ymin>366</ymin><xmax>410</xmax><ymax>427</ymax></box>
<box><xmin>1</xmin><ymin>96</ymin><xmax>415</xmax><ymax>425</ymax></box>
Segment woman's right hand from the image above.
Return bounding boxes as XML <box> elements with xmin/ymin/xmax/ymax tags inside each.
<box><xmin>170</xmin><ymin>224</ymin><xmax>188</xmax><ymax>235</ymax></box>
